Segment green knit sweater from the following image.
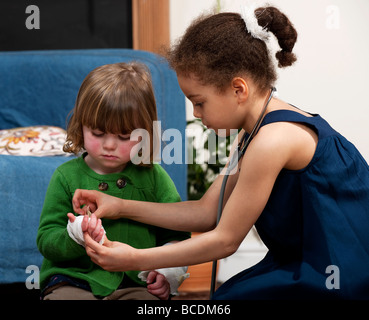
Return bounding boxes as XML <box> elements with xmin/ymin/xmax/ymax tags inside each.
<box><xmin>37</xmin><ymin>154</ymin><xmax>189</xmax><ymax>297</ymax></box>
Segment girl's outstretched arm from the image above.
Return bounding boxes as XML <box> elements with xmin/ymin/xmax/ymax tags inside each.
<box><xmin>72</xmin><ymin>147</ymin><xmax>244</xmax><ymax>233</ymax></box>
<box><xmin>73</xmin><ymin>131</ymin><xmax>245</xmax><ymax>233</ymax></box>
<box><xmin>73</xmin><ymin>176</ymin><xmax>221</xmax><ymax>233</ymax></box>
<box><xmin>82</xmin><ymin>123</ymin><xmax>302</xmax><ymax>272</ymax></box>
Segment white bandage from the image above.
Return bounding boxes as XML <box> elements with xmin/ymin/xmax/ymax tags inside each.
<box><xmin>138</xmin><ymin>242</ymin><xmax>190</xmax><ymax>296</ymax></box>
<box><xmin>138</xmin><ymin>266</ymin><xmax>190</xmax><ymax>296</ymax></box>
<box><xmin>67</xmin><ymin>215</ymin><xmax>105</xmax><ymax>247</ymax></box>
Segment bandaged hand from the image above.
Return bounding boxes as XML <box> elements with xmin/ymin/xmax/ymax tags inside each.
<box><xmin>138</xmin><ymin>242</ymin><xmax>190</xmax><ymax>296</ymax></box>
<box><xmin>144</xmin><ymin>271</ymin><xmax>171</xmax><ymax>300</ymax></box>
<box><xmin>67</xmin><ymin>213</ymin><xmax>105</xmax><ymax>247</ymax></box>
<box><xmin>138</xmin><ymin>266</ymin><xmax>189</xmax><ymax>296</ymax></box>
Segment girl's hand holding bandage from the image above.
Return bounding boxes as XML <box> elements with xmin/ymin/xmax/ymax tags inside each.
<box><xmin>67</xmin><ymin>213</ymin><xmax>106</xmax><ymax>245</ymax></box>
<box><xmin>83</xmin><ymin>232</ymin><xmax>136</xmax><ymax>272</ymax></box>
<box><xmin>69</xmin><ymin>210</ymin><xmax>138</xmax><ymax>272</ymax></box>
<box><xmin>84</xmin><ymin>235</ymin><xmax>171</xmax><ymax>299</ymax></box>
<box><xmin>73</xmin><ymin>189</ymin><xmax>123</xmax><ymax>220</ymax></box>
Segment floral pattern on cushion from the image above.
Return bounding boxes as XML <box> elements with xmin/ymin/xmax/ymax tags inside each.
<box><xmin>0</xmin><ymin>126</ymin><xmax>72</xmax><ymax>156</ymax></box>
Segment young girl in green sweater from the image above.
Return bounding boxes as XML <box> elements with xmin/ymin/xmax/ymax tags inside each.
<box><xmin>37</xmin><ymin>62</ymin><xmax>189</xmax><ymax>300</ymax></box>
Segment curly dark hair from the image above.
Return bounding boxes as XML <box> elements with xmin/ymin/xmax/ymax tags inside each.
<box><xmin>167</xmin><ymin>6</ymin><xmax>297</xmax><ymax>93</ymax></box>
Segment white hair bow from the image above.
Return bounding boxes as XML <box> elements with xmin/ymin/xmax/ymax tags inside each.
<box><xmin>240</xmin><ymin>5</ymin><xmax>269</xmax><ymax>41</ymax></box>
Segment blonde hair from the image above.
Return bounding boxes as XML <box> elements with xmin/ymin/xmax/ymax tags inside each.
<box><xmin>64</xmin><ymin>62</ymin><xmax>158</xmax><ymax>167</ymax></box>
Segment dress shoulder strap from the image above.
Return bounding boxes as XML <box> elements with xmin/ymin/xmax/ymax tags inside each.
<box><xmin>259</xmin><ymin>109</ymin><xmax>336</xmax><ymax>139</ymax></box>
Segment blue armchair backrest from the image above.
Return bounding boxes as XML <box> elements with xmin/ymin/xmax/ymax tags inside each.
<box><xmin>0</xmin><ymin>49</ymin><xmax>187</xmax><ymax>199</ymax></box>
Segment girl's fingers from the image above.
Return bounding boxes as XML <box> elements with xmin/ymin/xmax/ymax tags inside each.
<box><xmin>87</xmin><ymin>214</ymin><xmax>97</xmax><ymax>234</ymax></box>
<box><xmin>94</xmin><ymin>229</ymin><xmax>104</xmax><ymax>243</ymax></box>
<box><xmin>67</xmin><ymin>213</ymin><xmax>76</xmax><ymax>223</ymax></box>
<box><xmin>84</xmin><ymin>232</ymin><xmax>102</xmax><ymax>253</ymax></box>
<box><xmin>81</xmin><ymin>215</ymin><xmax>89</xmax><ymax>232</ymax></box>
<box><xmin>92</xmin><ymin>218</ymin><xmax>102</xmax><ymax>240</ymax></box>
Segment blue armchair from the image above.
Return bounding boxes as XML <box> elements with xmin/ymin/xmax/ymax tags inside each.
<box><xmin>0</xmin><ymin>49</ymin><xmax>186</xmax><ymax>286</ymax></box>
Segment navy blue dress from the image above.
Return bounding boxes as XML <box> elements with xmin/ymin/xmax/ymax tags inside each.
<box><xmin>213</xmin><ymin>110</ymin><xmax>369</xmax><ymax>300</ymax></box>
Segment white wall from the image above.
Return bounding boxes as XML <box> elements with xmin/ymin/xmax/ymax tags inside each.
<box><xmin>169</xmin><ymin>0</ymin><xmax>369</xmax><ymax>282</ymax></box>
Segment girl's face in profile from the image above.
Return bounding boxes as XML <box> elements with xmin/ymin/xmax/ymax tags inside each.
<box><xmin>82</xmin><ymin>126</ymin><xmax>140</xmax><ymax>174</ymax></box>
<box><xmin>177</xmin><ymin>74</ymin><xmax>243</xmax><ymax>137</ymax></box>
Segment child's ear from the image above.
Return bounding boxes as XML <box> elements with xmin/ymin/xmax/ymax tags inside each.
<box><xmin>231</xmin><ymin>77</ymin><xmax>249</xmax><ymax>103</ymax></box>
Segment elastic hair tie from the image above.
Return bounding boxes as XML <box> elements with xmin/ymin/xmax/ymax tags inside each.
<box><xmin>240</xmin><ymin>5</ymin><xmax>269</xmax><ymax>41</ymax></box>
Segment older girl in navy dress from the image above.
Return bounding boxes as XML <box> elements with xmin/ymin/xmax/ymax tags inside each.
<box><xmin>72</xmin><ymin>6</ymin><xmax>369</xmax><ymax>299</ymax></box>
